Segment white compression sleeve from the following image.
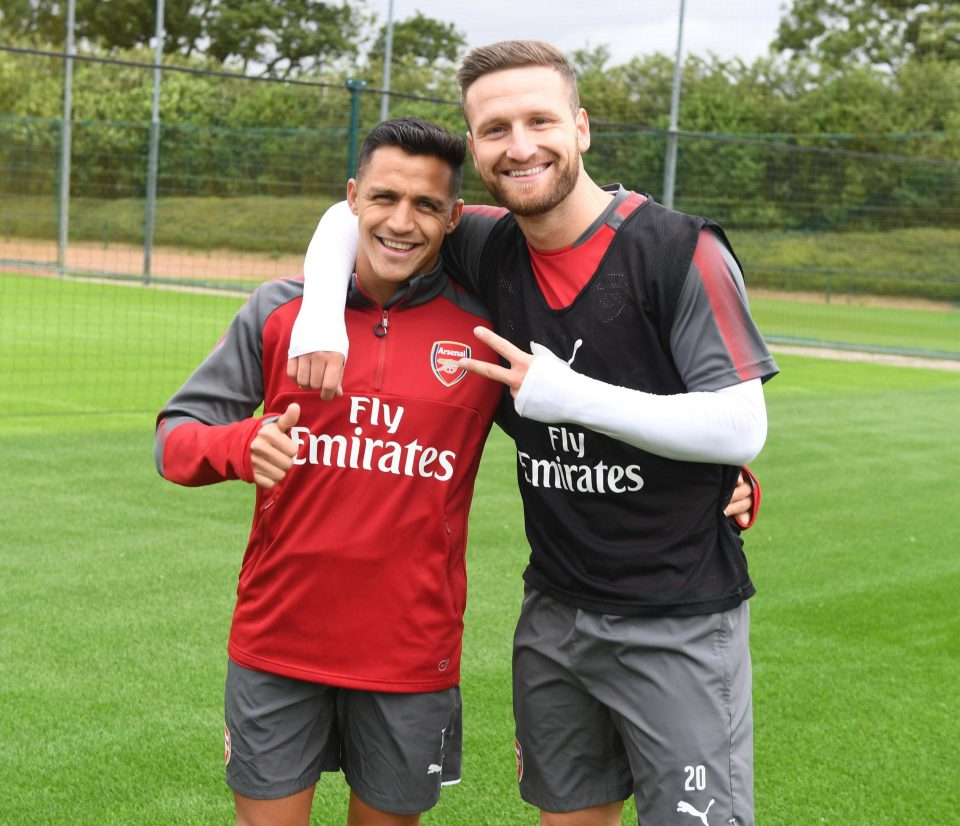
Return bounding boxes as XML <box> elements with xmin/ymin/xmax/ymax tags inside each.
<box><xmin>287</xmin><ymin>200</ymin><xmax>359</xmax><ymax>359</ymax></box>
<box><xmin>514</xmin><ymin>342</ymin><xmax>767</xmax><ymax>465</ymax></box>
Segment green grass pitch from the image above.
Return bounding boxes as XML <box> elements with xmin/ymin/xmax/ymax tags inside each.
<box><xmin>1</xmin><ymin>276</ymin><xmax>958</xmax><ymax>824</ymax></box>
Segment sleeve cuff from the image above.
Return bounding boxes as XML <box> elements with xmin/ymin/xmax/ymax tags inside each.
<box><xmin>737</xmin><ymin>464</ymin><xmax>761</xmax><ymax>530</ymax></box>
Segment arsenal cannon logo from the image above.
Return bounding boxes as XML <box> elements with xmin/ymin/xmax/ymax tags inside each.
<box><xmin>431</xmin><ymin>341</ymin><xmax>470</xmax><ymax>387</ymax></box>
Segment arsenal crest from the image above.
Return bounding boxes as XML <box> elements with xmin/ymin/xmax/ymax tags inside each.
<box><xmin>431</xmin><ymin>341</ymin><xmax>470</xmax><ymax>387</ymax></box>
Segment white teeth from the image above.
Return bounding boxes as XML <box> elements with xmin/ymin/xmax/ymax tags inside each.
<box><xmin>382</xmin><ymin>239</ymin><xmax>415</xmax><ymax>250</ymax></box>
<box><xmin>507</xmin><ymin>164</ymin><xmax>547</xmax><ymax>177</ymax></box>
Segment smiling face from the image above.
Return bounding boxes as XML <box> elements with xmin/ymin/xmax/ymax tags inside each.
<box><xmin>464</xmin><ymin>65</ymin><xmax>590</xmax><ymax>217</ymax></box>
<box><xmin>347</xmin><ymin>145</ymin><xmax>463</xmax><ymax>306</ymax></box>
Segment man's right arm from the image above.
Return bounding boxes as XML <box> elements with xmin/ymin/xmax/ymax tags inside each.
<box><xmin>155</xmin><ymin>286</ymin><xmax>297</xmax><ymax>489</ymax></box>
<box><xmin>286</xmin><ymin>203</ymin><xmax>502</xmax><ymax>393</ymax></box>
<box><xmin>286</xmin><ymin>201</ymin><xmax>358</xmax><ymax>396</ymax></box>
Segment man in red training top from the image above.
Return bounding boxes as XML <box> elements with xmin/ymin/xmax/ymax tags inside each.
<box><xmin>155</xmin><ymin>118</ymin><xmax>502</xmax><ymax>826</ymax></box>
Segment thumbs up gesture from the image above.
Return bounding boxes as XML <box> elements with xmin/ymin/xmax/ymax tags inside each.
<box><xmin>250</xmin><ymin>403</ymin><xmax>301</xmax><ymax>489</ymax></box>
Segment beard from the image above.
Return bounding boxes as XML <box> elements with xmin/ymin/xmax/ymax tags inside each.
<box><xmin>481</xmin><ymin>155</ymin><xmax>580</xmax><ymax>217</ymax></box>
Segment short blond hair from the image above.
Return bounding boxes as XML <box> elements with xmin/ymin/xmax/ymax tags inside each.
<box><xmin>458</xmin><ymin>40</ymin><xmax>580</xmax><ymax>118</ymax></box>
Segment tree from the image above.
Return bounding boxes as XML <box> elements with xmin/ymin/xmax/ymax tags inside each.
<box><xmin>203</xmin><ymin>0</ymin><xmax>364</xmax><ymax>76</ymax></box>
<box><xmin>367</xmin><ymin>11</ymin><xmax>465</xmax><ymax>69</ymax></box>
<box><xmin>0</xmin><ymin>0</ymin><xmax>197</xmax><ymax>52</ymax></box>
<box><xmin>774</xmin><ymin>0</ymin><xmax>960</xmax><ymax>71</ymax></box>
<box><xmin>359</xmin><ymin>10</ymin><xmax>465</xmax><ymax>106</ymax></box>
<box><xmin>0</xmin><ymin>0</ymin><xmax>365</xmax><ymax>77</ymax></box>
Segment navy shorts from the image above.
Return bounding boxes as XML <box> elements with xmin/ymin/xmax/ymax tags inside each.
<box><xmin>224</xmin><ymin>660</ymin><xmax>462</xmax><ymax>815</ymax></box>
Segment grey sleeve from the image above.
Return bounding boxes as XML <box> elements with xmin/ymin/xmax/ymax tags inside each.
<box><xmin>670</xmin><ymin>229</ymin><xmax>779</xmax><ymax>391</ymax></box>
<box><xmin>153</xmin><ymin>288</ymin><xmax>271</xmax><ymax>476</ymax></box>
<box><xmin>158</xmin><ymin>291</ymin><xmax>266</xmax><ymax>428</ymax></box>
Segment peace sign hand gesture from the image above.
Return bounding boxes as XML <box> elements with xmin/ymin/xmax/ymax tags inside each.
<box><xmin>457</xmin><ymin>326</ymin><xmax>534</xmax><ymax>399</ymax></box>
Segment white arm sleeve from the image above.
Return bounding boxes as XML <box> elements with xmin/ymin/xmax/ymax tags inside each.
<box><xmin>514</xmin><ymin>343</ymin><xmax>767</xmax><ymax>465</ymax></box>
<box><xmin>287</xmin><ymin>200</ymin><xmax>359</xmax><ymax>359</ymax></box>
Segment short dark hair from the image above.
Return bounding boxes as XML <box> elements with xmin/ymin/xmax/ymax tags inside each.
<box><xmin>458</xmin><ymin>40</ymin><xmax>580</xmax><ymax>119</ymax></box>
<box><xmin>356</xmin><ymin>117</ymin><xmax>466</xmax><ymax>198</ymax></box>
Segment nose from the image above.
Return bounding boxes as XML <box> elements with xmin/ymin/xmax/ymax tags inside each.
<box><xmin>505</xmin><ymin>126</ymin><xmax>537</xmax><ymax>162</ymax></box>
<box><xmin>386</xmin><ymin>200</ymin><xmax>415</xmax><ymax>235</ymax></box>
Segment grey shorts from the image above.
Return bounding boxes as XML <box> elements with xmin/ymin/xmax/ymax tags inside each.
<box><xmin>224</xmin><ymin>660</ymin><xmax>462</xmax><ymax>815</ymax></box>
<box><xmin>512</xmin><ymin>589</ymin><xmax>754</xmax><ymax>825</ymax></box>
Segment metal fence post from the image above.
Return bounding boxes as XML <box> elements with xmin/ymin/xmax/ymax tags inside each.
<box><xmin>345</xmin><ymin>78</ymin><xmax>367</xmax><ymax>179</ymax></box>
<box><xmin>662</xmin><ymin>0</ymin><xmax>686</xmax><ymax>210</ymax></box>
<box><xmin>380</xmin><ymin>0</ymin><xmax>395</xmax><ymax>123</ymax></box>
<box><xmin>56</xmin><ymin>0</ymin><xmax>76</xmax><ymax>276</ymax></box>
<box><xmin>143</xmin><ymin>0</ymin><xmax>165</xmax><ymax>284</ymax></box>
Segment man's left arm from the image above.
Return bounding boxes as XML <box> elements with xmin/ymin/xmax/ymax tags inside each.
<box><xmin>508</xmin><ymin>227</ymin><xmax>777</xmax><ymax>465</ymax></box>
<box><xmin>461</xmin><ymin>331</ymin><xmax>767</xmax><ymax>465</ymax></box>
<box><xmin>459</xmin><ymin>228</ymin><xmax>777</xmax><ymax>520</ymax></box>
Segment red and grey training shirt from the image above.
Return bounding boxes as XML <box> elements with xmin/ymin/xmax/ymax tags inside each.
<box><xmin>155</xmin><ymin>263</ymin><xmax>501</xmax><ymax>691</ymax></box>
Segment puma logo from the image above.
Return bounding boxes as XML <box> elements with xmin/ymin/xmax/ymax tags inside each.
<box><xmin>677</xmin><ymin>799</ymin><xmax>715</xmax><ymax>825</ymax></box>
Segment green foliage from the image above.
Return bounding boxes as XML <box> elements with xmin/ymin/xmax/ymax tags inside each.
<box><xmin>571</xmin><ymin>51</ymin><xmax>960</xmax><ymax>233</ymax></box>
<box><xmin>0</xmin><ymin>0</ymin><xmax>199</xmax><ymax>55</ymax></box>
<box><xmin>0</xmin><ymin>0</ymin><xmax>365</xmax><ymax>77</ymax></box>
<box><xmin>0</xmin><ymin>46</ymin><xmax>356</xmax><ymax>199</ymax></box>
<box><xmin>734</xmin><ymin>226</ymin><xmax>960</xmax><ymax>304</ymax></box>
<box><xmin>3</xmin><ymin>18</ymin><xmax>960</xmax><ymax>236</ymax></box>
<box><xmin>578</xmin><ymin>52</ymin><xmax>675</xmax><ymax>124</ymax></box>
<box><xmin>0</xmin><ymin>39</ymin><xmax>62</xmax><ymax>116</ymax></box>
<box><xmin>203</xmin><ymin>0</ymin><xmax>364</xmax><ymax>77</ymax></box>
<box><xmin>368</xmin><ymin>11</ymin><xmax>466</xmax><ymax>68</ymax></box>
<box><xmin>352</xmin><ymin>10</ymin><xmax>468</xmax><ymax>117</ymax></box>
<box><xmin>774</xmin><ymin>0</ymin><xmax>960</xmax><ymax>70</ymax></box>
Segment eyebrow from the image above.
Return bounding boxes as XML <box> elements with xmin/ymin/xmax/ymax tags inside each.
<box><xmin>475</xmin><ymin>108</ymin><xmax>565</xmax><ymax>132</ymax></box>
<box><xmin>366</xmin><ymin>186</ymin><xmax>445</xmax><ymax>210</ymax></box>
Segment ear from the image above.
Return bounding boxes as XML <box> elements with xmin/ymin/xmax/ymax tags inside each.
<box><xmin>575</xmin><ymin>108</ymin><xmax>591</xmax><ymax>153</ymax></box>
<box><xmin>346</xmin><ymin>178</ymin><xmax>360</xmax><ymax>215</ymax></box>
<box><xmin>446</xmin><ymin>199</ymin><xmax>465</xmax><ymax>234</ymax></box>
